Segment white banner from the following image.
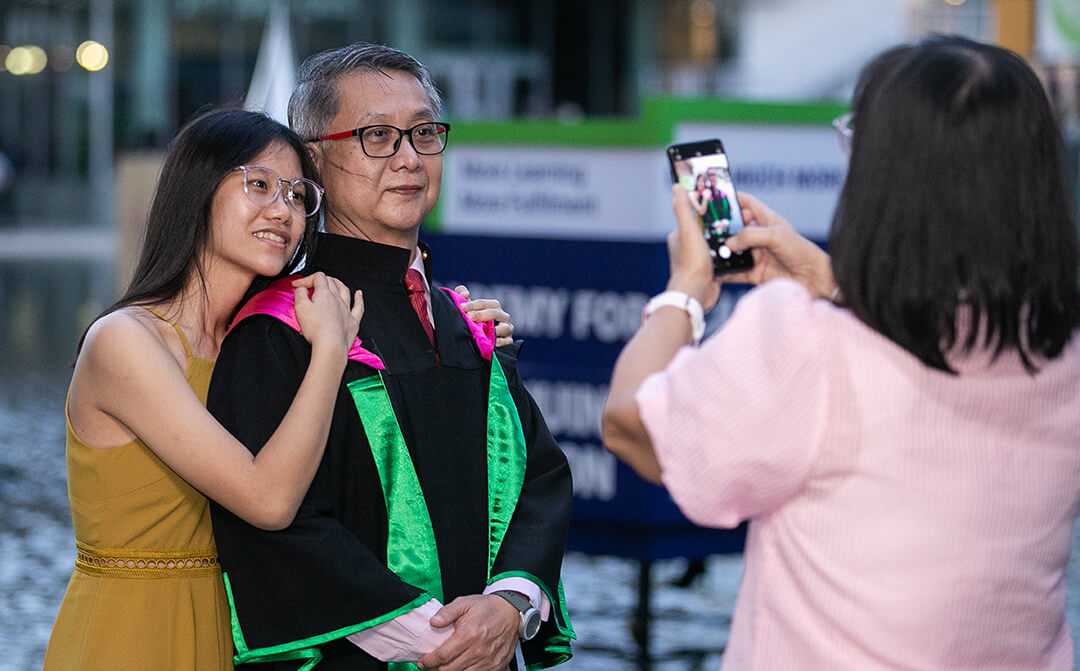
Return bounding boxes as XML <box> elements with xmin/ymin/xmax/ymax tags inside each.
<box><xmin>441</xmin><ymin>122</ymin><xmax>846</xmax><ymax>241</ymax></box>
<box><xmin>441</xmin><ymin>147</ymin><xmax>671</xmax><ymax>239</ymax></box>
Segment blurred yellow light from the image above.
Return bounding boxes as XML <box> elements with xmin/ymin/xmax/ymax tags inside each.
<box><xmin>945</xmin><ymin>0</ymin><xmax>966</xmax><ymax>5</ymax></box>
<box><xmin>50</xmin><ymin>46</ymin><xmax>75</xmax><ymax>72</ymax></box>
<box><xmin>76</xmin><ymin>40</ymin><xmax>108</xmax><ymax>71</ymax></box>
<box><xmin>6</xmin><ymin>45</ymin><xmax>48</xmax><ymax>75</ymax></box>
<box><xmin>0</xmin><ymin>46</ymin><xmax>10</xmax><ymax>73</ymax></box>
<box><xmin>690</xmin><ymin>0</ymin><xmax>716</xmax><ymax>28</ymax></box>
<box><xmin>6</xmin><ymin>48</ymin><xmax>30</xmax><ymax>74</ymax></box>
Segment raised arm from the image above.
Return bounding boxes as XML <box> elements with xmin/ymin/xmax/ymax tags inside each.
<box><xmin>70</xmin><ymin>273</ymin><xmax>363</xmax><ymax>530</ymax></box>
<box><xmin>602</xmin><ymin>185</ymin><xmax>722</xmax><ymax>483</ymax></box>
<box><xmin>603</xmin><ymin>189</ymin><xmax>836</xmax><ymax>484</ymax></box>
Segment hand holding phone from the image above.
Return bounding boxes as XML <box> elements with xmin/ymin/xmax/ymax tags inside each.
<box><xmin>667</xmin><ymin>139</ymin><xmax>754</xmax><ymax>276</ymax></box>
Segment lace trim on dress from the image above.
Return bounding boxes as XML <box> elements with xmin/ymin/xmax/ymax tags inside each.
<box><xmin>75</xmin><ymin>540</ymin><xmax>220</xmax><ymax>577</ymax></box>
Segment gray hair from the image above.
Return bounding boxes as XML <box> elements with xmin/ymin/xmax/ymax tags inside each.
<box><xmin>288</xmin><ymin>42</ymin><xmax>443</xmax><ymax>142</ymax></box>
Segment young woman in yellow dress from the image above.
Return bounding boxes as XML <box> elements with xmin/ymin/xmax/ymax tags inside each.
<box><xmin>42</xmin><ymin>108</ymin><xmax>512</xmax><ymax>670</ymax></box>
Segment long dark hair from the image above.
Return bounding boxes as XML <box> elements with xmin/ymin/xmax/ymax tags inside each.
<box><xmin>829</xmin><ymin>34</ymin><xmax>1080</xmax><ymax>372</ymax></box>
<box><xmin>77</xmin><ymin>107</ymin><xmax>320</xmax><ymax>353</ymax></box>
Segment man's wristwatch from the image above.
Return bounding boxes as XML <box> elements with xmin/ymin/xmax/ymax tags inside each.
<box><xmin>492</xmin><ymin>590</ymin><xmax>542</xmax><ymax>641</ymax></box>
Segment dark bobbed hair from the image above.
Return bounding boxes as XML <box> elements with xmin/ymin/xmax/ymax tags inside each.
<box><xmin>77</xmin><ymin>107</ymin><xmax>320</xmax><ymax>353</ymax></box>
<box><xmin>829</xmin><ymin>34</ymin><xmax>1080</xmax><ymax>373</ymax></box>
<box><xmin>288</xmin><ymin>42</ymin><xmax>442</xmax><ymax>143</ymax></box>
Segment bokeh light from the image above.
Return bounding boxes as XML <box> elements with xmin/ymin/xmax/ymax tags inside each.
<box><xmin>50</xmin><ymin>45</ymin><xmax>75</xmax><ymax>72</ymax></box>
<box><xmin>6</xmin><ymin>46</ymin><xmax>48</xmax><ymax>75</ymax></box>
<box><xmin>691</xmin><ymin>0</ymin><xmax>716</xmax><ymax>28</ymax></box>
<box><xmin>0</xmin><ymin>46</ymin><xmax>10</xmax><ymax>73</ymax></box>
<box><xmin>76</xmin><ymin>40</ymin><xmax>108</xmax><ymax>71</ymax></box>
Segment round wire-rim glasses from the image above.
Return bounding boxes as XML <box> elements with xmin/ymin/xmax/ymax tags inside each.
<box><xmin>313</xmin><ymin>121</ymin><xmax>451</xmax><ymax>158</ymax></box>
<box><xmin>234</xmin><ymin>165</ymin><xmax>324</xmax><ymax>217</ymax></box>
<box><xmin>832</xmin><ymin>112</ymin><xmax>854</xmax><ymax>156</ymax></box>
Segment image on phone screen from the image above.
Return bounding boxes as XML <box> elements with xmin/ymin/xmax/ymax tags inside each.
<box><xmin>667</xmin><ymin>139</ymin><xmax>753</xmax><ymax>275</ymax></box>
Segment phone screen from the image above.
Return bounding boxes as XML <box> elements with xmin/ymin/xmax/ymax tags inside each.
<box><xmin>667</xmin><ymin>139</ymin><xmax>753</xmax><ymax>275</ymax></box>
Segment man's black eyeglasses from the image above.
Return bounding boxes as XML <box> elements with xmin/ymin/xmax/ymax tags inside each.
<box><xmin>313</xmin><ymin>122</ymin><xmax>451</xmax><ymax>159</ymax></box>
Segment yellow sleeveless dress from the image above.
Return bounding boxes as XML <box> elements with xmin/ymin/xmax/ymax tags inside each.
<box><xmin>43</xmin><ymin>308</ymin><xmax>232</xmax><ymax>670</ymax></box>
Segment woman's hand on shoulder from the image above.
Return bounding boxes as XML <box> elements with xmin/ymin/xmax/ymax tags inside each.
<box><xmin>292</xmin><ymin>272</ymin><xmax>364</xmax><ymax>356</ymax></box>
<box><xmin>454</xmin><ymin>285</ymin><xmax>514</xmax><ymax>347</ymax></box>
<box><xmin>724</xmin><ymin>192</ymin><xmax>836</xmax><ymax>300</ymax></box>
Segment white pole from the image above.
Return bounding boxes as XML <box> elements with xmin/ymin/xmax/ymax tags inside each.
<box><xmin>245</xmin><ymin>0</ymin><xmax>297</xmax><ymax>124</ymax></box>
<box><xmin>88</xmin><ymin>0</ymin><xmax>114</xmax><ymax>233</ymax></box>
<box><xmin>88</xmin><ymin>0</ymin><xmax>116</xmax><ymax>309</ymax></box>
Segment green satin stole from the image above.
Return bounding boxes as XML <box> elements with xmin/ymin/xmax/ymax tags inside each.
<box><xmin>346</xmin><ymin>356</ymin><xmax>526</xmax><ymax>671</ymax></box>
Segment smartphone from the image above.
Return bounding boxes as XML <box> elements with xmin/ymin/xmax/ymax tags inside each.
<box><xmin>666</xmin><ymin>139</ymin><xmax>753</xmax><ymax>276</ymax></box>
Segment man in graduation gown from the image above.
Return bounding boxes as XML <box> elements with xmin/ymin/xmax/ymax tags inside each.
<box><xmin>207</xmin><ymin>42</ymin><xmax>575</xmax><ymax>671</ymax></box>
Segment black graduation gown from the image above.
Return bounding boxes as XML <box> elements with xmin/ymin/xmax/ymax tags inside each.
<box><xmin>207</xmin><ymin>233</ymin><xmax>574</xmax><ymax>670</ymax></box>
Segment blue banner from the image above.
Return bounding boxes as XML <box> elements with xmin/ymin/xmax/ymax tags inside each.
<box><xmin>427</xmin><ymin>232</ymin><xmax>746</xmax><ymax>561</ymax></box>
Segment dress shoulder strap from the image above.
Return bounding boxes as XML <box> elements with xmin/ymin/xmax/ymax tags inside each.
<box><xmin>140</xmin><ymin>306</ymin><xmax>194</xmax><ymax>359</ymax></box>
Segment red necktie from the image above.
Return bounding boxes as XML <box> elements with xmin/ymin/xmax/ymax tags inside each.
<box><xmin>404</xmin><ymin>269</ymin><xmax>436</xmax><ymax>347</ymax></box>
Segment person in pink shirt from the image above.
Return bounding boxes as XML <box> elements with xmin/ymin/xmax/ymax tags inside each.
<box><xmin>603</xmin><ymin>35</ymin><xmax>1080</xmax><ymax>670</ymax></box>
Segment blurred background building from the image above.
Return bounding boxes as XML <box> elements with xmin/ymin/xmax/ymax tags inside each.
<box><xmin>0</xmin><ymin>0</ymin><xmax>1070</xmax><ymax>223</ymax></box>
<box><xmin>0</xmin><ymin>0</ymin><xmax>1076</xmax><ymax>367</ymax></box>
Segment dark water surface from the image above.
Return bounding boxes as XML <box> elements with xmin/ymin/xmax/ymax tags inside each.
<box><xmin>2</xmin><ymin>368</ymin><xmax>1078</xmax><ymax>670</ymax></box>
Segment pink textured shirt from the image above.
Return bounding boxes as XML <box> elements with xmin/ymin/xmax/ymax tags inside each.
<box><xmin>637</xmin><ymin>279</ymin><xmax>1080</xmax><ymax>670</ymax></box>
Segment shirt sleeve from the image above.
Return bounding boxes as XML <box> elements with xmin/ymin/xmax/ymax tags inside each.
<box><xmin>345</xmin><ymin>577</ymin><xmax>551</xmax><ymax>663</ymax></box>
<box><xmin>346</xmin><ymin>599</ymin><xmax>453</xmax><ymax>662</ymax></box>
<box><xmin>636</xmin><ymin>279</ymin><xmax>831</xmax><ymax>528</ymax></box>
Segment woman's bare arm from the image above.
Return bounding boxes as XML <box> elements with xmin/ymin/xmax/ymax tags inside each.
<box><xmin>602</xmin><ymin>185</ymin><xmax>721</xmax><ymax>483</ymax></box>
<box><xmin>70</xmin><ymin>273</ymin><xmax>362</xmax><ymax>530</ymax></box>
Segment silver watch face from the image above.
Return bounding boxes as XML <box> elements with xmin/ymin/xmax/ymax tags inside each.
<box><xmin>521</xmin><ymin>608</ymin><xmax>542</xmax><ymax>641</ymax></box>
